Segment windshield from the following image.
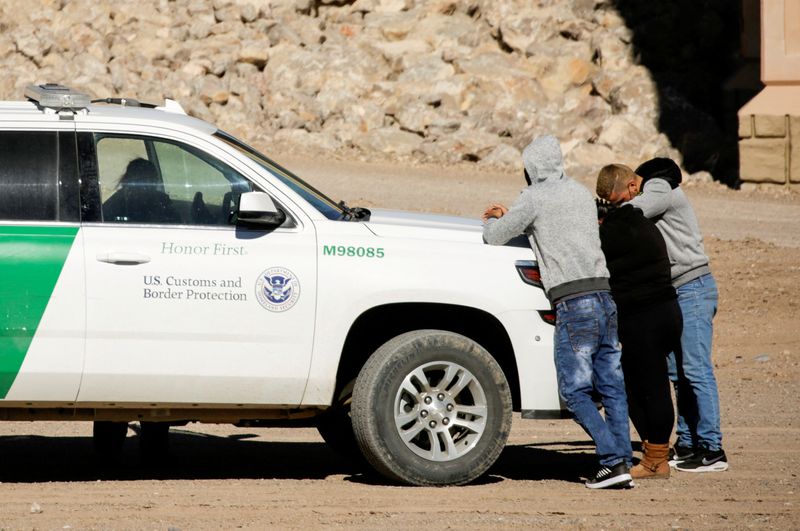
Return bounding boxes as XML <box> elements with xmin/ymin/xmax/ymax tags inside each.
<box><xmin>214</xmin><ymin>131</ymin><xmax>345</xmax><ymax>220</ymax></box>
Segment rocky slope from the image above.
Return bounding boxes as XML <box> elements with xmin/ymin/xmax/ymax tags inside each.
<box><xmin>0</xmin><ymin>0</ymin><xmax>686</xmax><ymax>178</ymax></box>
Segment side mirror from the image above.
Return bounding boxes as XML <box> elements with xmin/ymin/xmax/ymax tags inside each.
<box><xmin>237</xmin><ymin>191</ymin><xmax>286</xmax><ymax>228</ymax></box>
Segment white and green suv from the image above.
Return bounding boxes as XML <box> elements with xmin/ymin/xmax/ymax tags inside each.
<box><xmin>0</xmin><ymin>84</ymin><xmax>560</xmax><ymax>486</ymax></box>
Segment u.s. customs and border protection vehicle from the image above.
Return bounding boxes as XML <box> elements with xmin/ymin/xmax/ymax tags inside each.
<box><xmin>0</xmin><ymin>84</ymin><xmax>561</xmax><ymax>486</ymax></box>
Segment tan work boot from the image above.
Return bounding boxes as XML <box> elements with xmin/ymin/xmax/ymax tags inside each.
<box><xmin>631</xmin><ymin>441</ymin><xmax>670</xmax><ymax>479</ymax></box>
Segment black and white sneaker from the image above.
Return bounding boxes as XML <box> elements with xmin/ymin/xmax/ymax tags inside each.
<box><xmin>668</xmin><ymin>444</ymin><xmax>695</xmax><ymax>468</ymax></box>
<box><xmin>675</xmin><ymin>448</ymin><xmax>729</xmax><ymax>472</ymax></box>
<box><xmin>585</xmin><ymin>462</ymin><xmax>634</xmax><ymax>489</ymax></box>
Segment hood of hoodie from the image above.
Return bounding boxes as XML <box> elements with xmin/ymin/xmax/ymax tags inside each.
<box><xmin>522</xmin><ymin>135</ymin><xmax>565</xmax><ymax>184</ymax></box>
<box><xmin>635</xmin><ymin>157</ymin><xmax>682</xmax><ymax>189</ymax></box>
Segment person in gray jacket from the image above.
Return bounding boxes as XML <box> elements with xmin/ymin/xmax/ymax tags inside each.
<box><xmin>600</xmin><ymin>157</ymin><xmax>727</xmax><ymax>473</ymax></box>
<box><xmin>482</xmin><ymin>135</ymin><xmax>633</xmax><ymax>489</ymax></box>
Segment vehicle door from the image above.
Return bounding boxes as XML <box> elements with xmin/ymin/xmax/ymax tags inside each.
<box><xmin>75</xmin><ymin>130</ymin><xmax>317</xmax><ymax>405</ymax></box>
<box><xmin>0</xmin><ymin>126</ymin><xmax>85</xmax><ymax>402</ymax></box>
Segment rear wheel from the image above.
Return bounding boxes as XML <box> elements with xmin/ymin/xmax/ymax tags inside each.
<box><xmin>351</xmin><ymin>330</ymin><xmax>512</xmax><ymax>486</ymax></box>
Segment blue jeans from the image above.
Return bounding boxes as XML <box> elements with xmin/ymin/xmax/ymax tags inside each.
<box><xmin>668</xmin><ymin>273</ymin><xmax>723</xmax><ymax>451</ymax></box>
<box><xmin>555</xmin><ymin>291</ymin><xmax>631</xmax><ymax>468</ymax></box>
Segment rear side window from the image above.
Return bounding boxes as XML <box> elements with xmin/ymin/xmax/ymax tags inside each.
<box><xmin>0</xmin><ymin>131</ymin><xmax>77</xmax><ymax>222</ymax></box>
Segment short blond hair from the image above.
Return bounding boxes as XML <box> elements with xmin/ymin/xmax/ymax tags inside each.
<box><xmin>596</xmin><ymin>164</ymin><xmax>636</xmax><ymax>200</ymax></box>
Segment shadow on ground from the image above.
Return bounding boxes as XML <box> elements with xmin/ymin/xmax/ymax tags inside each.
<box><xmin>0</xmin><ymin>429</ymin><xmax>600</xmax><ymax>485</ymax></box>
<box><xmin>611</xmin><ymin>0</ymin><xmax>760</xmax><ymax>187</ymax></box>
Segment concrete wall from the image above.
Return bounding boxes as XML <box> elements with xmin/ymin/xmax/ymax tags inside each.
<box><xmin>738</xmin><ymin>110</ymin><xmax>800</xmax><ymax>183</ymax></box>
<box><xmin>738</xmin><ymin>0</ymin><xmax>800</xmax><ymax>185</ymax></box>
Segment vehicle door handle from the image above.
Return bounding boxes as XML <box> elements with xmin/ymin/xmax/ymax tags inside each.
<box><xmin>96</xmin><ymin>252</ymin><xmax>151</xmax><ymax>265</ymax></box>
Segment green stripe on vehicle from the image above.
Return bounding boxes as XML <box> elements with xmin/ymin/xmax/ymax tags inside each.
<box><xmin>0</xmin><ymin>225</ymin><xmax>78</xmax><ymax>398</ymax></box>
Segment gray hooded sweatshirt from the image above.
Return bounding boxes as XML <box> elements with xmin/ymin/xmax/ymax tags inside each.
<box><xmin>483</xmin><ymin>136</ymin><xmax>610</xmax><ymax>302</ymax></box>
<box><xmin>627</xmin><ymin>178</ymin><xmax>710</xmax><ymax>287</ymax></box>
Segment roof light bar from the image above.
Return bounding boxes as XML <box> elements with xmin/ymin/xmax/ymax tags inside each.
<box><xmin>24</xmin><ymin>83</ymin><xmax>91</xmax><ymax>110</ymax></box>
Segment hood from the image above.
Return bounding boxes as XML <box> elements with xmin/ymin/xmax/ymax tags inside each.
<box><xmin>635</xmin><ymin>157</ymin><xmax>682</xmax><ymax>189</ymax></box>
<box><xmin>364</xmin><ymin>208</ymin><xmax>531</xmax><ymax>248</ymax></box>
<box><xmin>522</xmin><ymin>135</ymin><xmax>564</xmax><ymax>184</ymax></box>
<box><xmin>364</xmin><ymin>208</ymin><xmax>483</xmax><ymax>242</ymax></box>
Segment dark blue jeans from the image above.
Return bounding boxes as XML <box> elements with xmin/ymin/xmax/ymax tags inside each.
<box><xmin>555</xmin><ymin>291</ymin><xmax>631</xmax><ymax>468</ymax></box>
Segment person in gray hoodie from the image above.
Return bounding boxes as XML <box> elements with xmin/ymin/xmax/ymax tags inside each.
<box><xmin>599</xmin><ymin>157</ymin><xmax>727</xmax><ymax>473</ymax></box>
<box><xmin>483</xmin><ymin>135</ymin><xmax>633</xmax><ymax>489</ymax></box>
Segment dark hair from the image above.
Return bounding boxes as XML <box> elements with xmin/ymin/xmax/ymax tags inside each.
<box><xmin>635</xmin><ymin>157</ymin><xmax>682</xmax><ymax>189</ymax></box>
<box><xmin>118</xmin><ymin>157</ymin><xmax>158</xmax><ymax>188</ymax></box>
<box><xmin>524</xmin><ymin>168</ymin><xmax>532</xmax><ymax>186</ymax></box>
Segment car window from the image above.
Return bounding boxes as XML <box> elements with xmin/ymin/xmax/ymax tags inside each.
<box><xmin>95</xmin><ymin>135</ymin><xmax>254</xmax><ymax>226</ymax></box>
<box><xmin>214</xmin><ymin>131</ymin><xmax>346</xmax><ymax>221</ymax></box>
<box><xmin>0</xmin><ymin>131</ymin><xmax>78</xmax><ymax>222</ymax></box>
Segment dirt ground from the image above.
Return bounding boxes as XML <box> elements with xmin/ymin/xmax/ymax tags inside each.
<box><xmin>1</xmin><ymin>157</ymin><xmax>798</xmax><ymax>530</ymax></box>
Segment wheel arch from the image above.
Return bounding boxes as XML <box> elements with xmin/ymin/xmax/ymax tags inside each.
<box><xmin>335</xmin><ymin>303</ymin><xmax>521</xmax><ymax>411</ymax></box>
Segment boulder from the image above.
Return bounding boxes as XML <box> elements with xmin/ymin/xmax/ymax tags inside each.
<box><xmin>479</xmin><ymin>143</ymin><xmax>523</xmax><ymax>167</ymax></box>
<box><xmin>196</xmin><ymin>75</ymin><xmax>230</xmax><ymax>105</ymax></box>
<box><xmin>363</xmin><ymin>10</ymin><xmax>420</xmax><ymax>41</ymax></box>
<box><xmin>410</xmin><ymin>13</ymin><xmax>483</xmax><ymax>48</ymax></box>
<box><xmin>596</xmin><ymin>115</ymin><xmax>649</xmax><ymax>158</ymax></box>
<box><xmin>353</xmin><ymin>127</ymin><xmax>424</xmax><ymax>156</ymax></box>
<box><xmin>14</xmin><ymin>28</ymin><xmax>50</xmax><ymax>60</ymax></box>
<box><xmin>370</xmin><ymin>39</ymin><xmax>431</xmax><ymax>64</ymax></box>
<box><xmin>343</xmin><ymin>102</ymin><xmax>386</xmax><ymax>132</ymax></box>
<box><xmin>395</xmin><ymin>101</ymin><xmax>439</xmax><ymax>133</ymax></box>
<box><xmin>237</xmin><ymin>41</ymin><xmax>269</xmax><ymax>68</ymax></box>
<box><xmin>0</xmin><ymin>0</ymin><xmax>678</xmax><ymax>175</ymax></box>
<box><xmin>566</xmin><ymin>141</ymin><xmax>619</xmax><ymax>170</ymax></box>
<box><xmin>456</xmin><ymin>50</ymin><xmax>536</xmax><ymax>80</ymax></box>
<box><xmin>397</xmin><ymin>54</ymin><xmax>455</xmax><ymax>84</ymax></box>
<box><xmin>448</xmin><ymin>127</ymin><xmax>503</xmax><ymax>160</ymax></box>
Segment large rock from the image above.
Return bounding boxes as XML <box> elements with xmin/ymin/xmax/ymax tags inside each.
<box><xmin>237</xmin><ymin>41</ymin><xmax>269</xmax><ymax>68</ymax></box>
<box><xmin>363</xmin><ymin>10</ymin><xmax>419</xmax><ymax>40</ymax></box>
<box><xmin>370</xmin><ymin>39</ymin><xmax>431</xmax><ymax>64</ymax></box>
<box><xmin>479</xmin><ymin>143</ymin><xmax>523</xmax><ymax>167</ymax></box>
<box><xmin>566</xmin><ymin>141</ymin><xmax>619</xmax><ymax>170</ymax></box>
<box><xmin>0</xmin><ymin>0</ymin><xmax>678</xmax><ymax>175</ymax></box>
<box><xmin>596</xmin><ymin>116</ymin><xmax>649</xmax><ymax>158</ymax></box>
<box><xmin>397</xmin><ymin>54</ymin><xmax>455</xmax><ymax>84</ymax></box>
<box><xmin>395</xmin><ymin>100</ymin><xmax>439</xmax><ymax>134</ymax></box>
<box><xmin>353</xmin><ymin>127</ymin><xmax>424</xmax><ymax>156</ymax></box>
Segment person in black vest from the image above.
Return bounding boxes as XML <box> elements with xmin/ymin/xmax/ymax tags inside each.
<box><xmin>596</xmin><ymin>163</ymin><xmax>683</xmax><ymax>479</ymax></box>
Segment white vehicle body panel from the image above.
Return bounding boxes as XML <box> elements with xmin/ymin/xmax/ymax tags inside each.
<box><xmin>0</xmin><ymin>100</ymin><xmax>563</xmax><ymax>417</ymax></box>
<box><xmin>4</xmin><ymin>226</ymin><xmax>86</xmax><ymax>401</ymax></box>
<box><xmin>78</xmin><ymin>223</ymin><xmax>317</xmax><ymax>405</ymax></box>
<box><xmin>73</xmin><ymin>115</ymin><xmax>318</xmax><ymax>405</ymax></box>
<box><xmin>303</xmin><ymin>211</ymin><xmax>557</xmax><ymax>410</ymax></box>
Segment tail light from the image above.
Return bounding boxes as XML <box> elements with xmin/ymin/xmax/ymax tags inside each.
<box><xmin>515</xmin><ymin>260</ymin><xmax>543</xmax><ymax>288</ymax></box>
<box><xmin>537</xmin><ymin>310</ymin><xmax>557</xmax><ymax>326</ymax></box>
<box><xmin>515</xmin><ymin>261</ymin><xmax>554</xmax><ymax>325</ymax></box>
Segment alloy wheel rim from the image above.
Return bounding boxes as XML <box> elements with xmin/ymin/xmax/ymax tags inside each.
<box><xmin>393</xmin><ymin>360</ymin><xmax>488</xmax><ymax>462</ymax></box>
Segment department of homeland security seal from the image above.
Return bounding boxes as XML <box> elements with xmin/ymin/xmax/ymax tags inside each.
<box><xmin>255</xmin><ymin>267</ymin><xmax>301</xmax><ymax>312</ymax></box>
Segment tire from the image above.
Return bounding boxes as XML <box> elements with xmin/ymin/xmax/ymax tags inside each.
<box><xmin>315</xmin><ymin>400</ymin><xmax>367</xmax><ymax>466</ymax></box>
<box><xmin>351</xmin><ymin>330</ymin><xmax>512</xmax><ymax>486</ymax></box>
<box><xmin>93</xmin><ymin>421</ymin><xmax>129</xmax><ymax>459</ymax></box>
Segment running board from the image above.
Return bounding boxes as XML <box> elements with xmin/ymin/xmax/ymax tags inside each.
<box><xmin>521</xmin><ymin>409</ymin><xmax>572</xmax><ymax>420</ymax></box>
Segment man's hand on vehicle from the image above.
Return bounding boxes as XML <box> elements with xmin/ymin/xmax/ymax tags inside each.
<box><xmin>482</xmin><ymin>203</ymin><xmax>508</xmax><ymax>221</ymax></box>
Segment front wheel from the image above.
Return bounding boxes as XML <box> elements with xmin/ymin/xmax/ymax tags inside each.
<box><xmin>315</xmin><ymin>397</ymin><xmax>366</xmax><ymax>466</ymax></box>
<box><xmin>351</xmin><ymin>330</ymin><xmax>512</xmax><ymax>486</ymax></box>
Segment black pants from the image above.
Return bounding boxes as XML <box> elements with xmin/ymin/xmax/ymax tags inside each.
<box><xmin>618</xmin><ymin>298</ymin><xmax>683</xmax><ymax>445</ymax></box>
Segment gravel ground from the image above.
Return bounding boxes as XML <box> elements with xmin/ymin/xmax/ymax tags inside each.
<box><xmin>0</xmin><ymin>158</ymin><xmax>798</xmax><ymax>530</ymax></box>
